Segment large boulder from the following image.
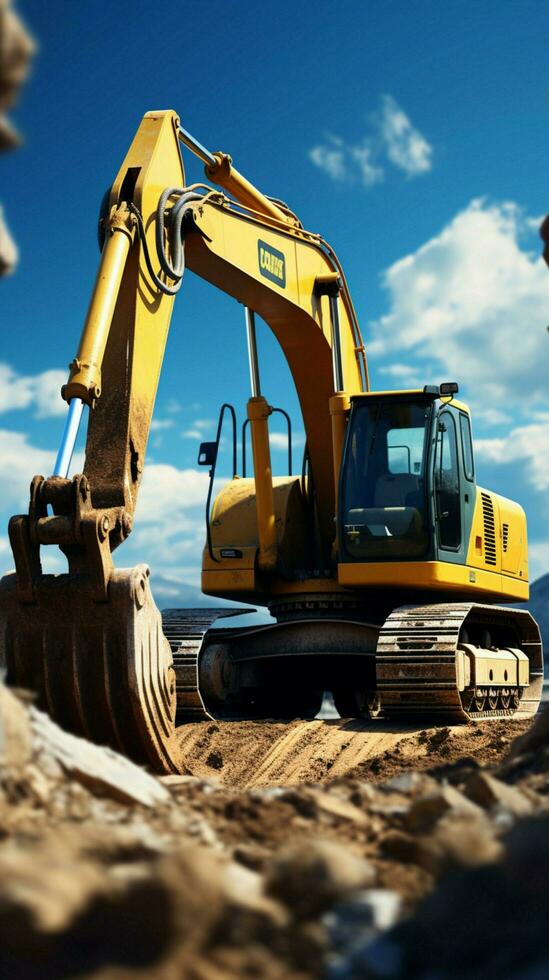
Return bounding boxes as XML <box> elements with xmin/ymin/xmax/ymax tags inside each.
<box><xmin>0</xmin><ymin>0</ymin><xmax>34</xmax><ymax>275</ymax></box>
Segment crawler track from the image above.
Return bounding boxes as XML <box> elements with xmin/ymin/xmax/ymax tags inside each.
<box><xmin>376</xmin><ymin>602</ymin><xmax>543</xmax><ymax>721</ymax></box>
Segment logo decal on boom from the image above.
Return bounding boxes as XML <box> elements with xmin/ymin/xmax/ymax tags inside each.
<box><xmin>258</xmin><ymin>240</ymin><xmax>286</xmax><ymax>288</ymax></box>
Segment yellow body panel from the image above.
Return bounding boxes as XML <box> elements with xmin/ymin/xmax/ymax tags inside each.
<box><xmin>466</xmin><ymin>487</ymin><xmax>528</xmax><ymax>583</ymax></box>
<box><xmin>202</xmin><ymin>473</ymin><xmax>530</xmax><ymax>605</ymax></box>
<box><xmin>338</xmin><ymin>559</ymin><xmax>528</xmax><ymax>601</ymax></box>
<box><xmin>201</xmin><ymin>475</ymin><xmax>309</xmax><ymax>602</ymax></box>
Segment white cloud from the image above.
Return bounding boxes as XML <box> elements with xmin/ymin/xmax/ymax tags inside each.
<box><xmin>136</xmin><ymin>465</ymin><xmax>210</xmax><ymax>522</ymax></box>
<box><xmin>127</xmin><ymin>466</ymin><xmax>209</xmax><ymax>576</ymax></box>
<box><xmin>182</xmin><ymin>418</ymin><xmax>216</xmax><ymax>440</ymax></box>
<box><xmin>269</xmin><ymin>432</ymin><xmax>290</xmax><ymax>450</ymax></box>
<box><xmin>166</xmin><ymin>399</ymin><xmax>182</xmax><ymax>414</ymax></box>
<box><xmin>269</xmin><ymin>430</ymin><xmax>305</xmax><ymax>451</ymax></box>
<box><xmin>0</xmin><ymin>363</ymin><xmax>66</xmax><ymax>418</ymax></box>
<box><xmin>309</xmin><ymin>137</ymin><xmax>348</xmax><ymax>183</ymax></box>
<box><xmin>150</xmin><ymin>418</ymin><xmax>175</xmax><ymax>432</ymax></box>
<box><xmin>378</xmin><ymin>362</ymin><xmax>425</xmax><ymax>387</ymax></box>
<box><xmin>308</xmin><ymin>95</ymin><xmax>431</xmax><ymax>187</ymax></box>
<box><xmin>0</xmin><ymin>429</ymin><xmax>55</xmax><ymax>512</ymax></box>
<box><xmin>475</xmin><ymin>419</ymin><xmax>549</xmax><ymax>492</ymax></box>
<box><xmin>377</xmin><ymin>94</ymin><xmax>432</xmax><ymax>177</ymax></box>
<box><xmin>371</xmin><ymin>199</ymin><xmax>549</xmax><ymax>412</ymax></box>
<box><xmin>350</xmin><ymin>144</ymin><xmax>384</xmax><ymax>188</ymax></box>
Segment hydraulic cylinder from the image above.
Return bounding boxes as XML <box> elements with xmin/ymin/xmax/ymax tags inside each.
<box><xmin>62</xmin><ymin>205</ymin><xmax>135</xmax><ymax>406</ymax></box>
<box><xmin>247</xmin><ymin>395</ymin><xmax>278</xmax><ymax>572</ymax></box>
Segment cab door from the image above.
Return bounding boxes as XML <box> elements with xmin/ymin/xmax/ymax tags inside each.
<box><xmin>434</xmin><ymin>410</ymin><xmax>463</xmax><ymax>560</ymax></box>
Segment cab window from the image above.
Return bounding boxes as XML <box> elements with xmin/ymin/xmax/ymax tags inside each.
<box><xmin>435</xmin><ymin>413</ymin><xmax>461</xmax><ymax>550</ymax></box>
<box><xmin>339</xmin><ymin>399</ymin><xmax>431</xmax><ymax>561</ymax></box>
<box><xmin>459</xmin><ymin>413</ymin><xmax>475</xmax><ymax>482</ymax></box>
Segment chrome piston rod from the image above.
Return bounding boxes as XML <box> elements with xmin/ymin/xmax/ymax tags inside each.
<box><xmin>53</xmin><ymin>398</ymin><xmax>85</xmax><ymax>478</ymax></box>
<box><xmin>245</xmin><ymin>307</ymin><xmax>261</xmax><ymax>397</ymax></box>
<box><xmin>177</xmin><ymin>124</ymin><xmax>216</xmax><ymax>168</ymax></box>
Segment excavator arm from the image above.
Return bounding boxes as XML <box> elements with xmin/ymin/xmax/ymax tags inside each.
<box><xmin>62</xmin><ymin>109</ymin><xmax>366</xmax><ymax>578</ymax></box>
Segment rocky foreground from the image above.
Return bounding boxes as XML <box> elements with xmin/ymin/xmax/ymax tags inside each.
<box><xmin>1</xmin><ymin>687</ymin><xmax>548</xmax><ymax>979</ymax></box>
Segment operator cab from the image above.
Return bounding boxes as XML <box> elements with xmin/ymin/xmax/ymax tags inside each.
<box><xmin>338</xmin><ymin>383</ymin><xmax>472</xmax><ymax>565</ymax></box>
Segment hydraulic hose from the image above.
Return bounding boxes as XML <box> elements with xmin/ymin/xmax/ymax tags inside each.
<box><xmin>129</xmin><ymin>188</ymin><xmax>204</xmax><ymax>296</ymax></box>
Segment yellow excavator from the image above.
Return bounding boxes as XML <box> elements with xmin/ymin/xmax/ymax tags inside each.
<box><xmin>0</xmin><ymin>110</ymin><xmax>543</xmax><ymax>772</ymax></box>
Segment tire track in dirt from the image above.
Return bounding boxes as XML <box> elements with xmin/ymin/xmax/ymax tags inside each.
<box><xmin>174</xmin><ymin>716</ymin><xmax>524</xmax><ymax>788</ymax></box>
<box><xmin>243</xmin><ymin>720</ymin><xmax>420</xmax><ymax>787</ymax></box>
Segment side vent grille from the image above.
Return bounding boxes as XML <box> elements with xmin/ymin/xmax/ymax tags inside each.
<box><xmin>481</xmin><ymin>492</ymin><xmax>497</xmax><ymax>566</ymax></box>
<box><xmin>502</xmin><ymin>523</ymin><xmax>509</xmax><ymax>553</ymax></box>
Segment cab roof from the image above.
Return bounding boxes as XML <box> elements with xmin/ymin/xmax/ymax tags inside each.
<box><xmin>350</xmin><ymin>389</ymin><xmax>471</xmax><ymax>415</ymax></box>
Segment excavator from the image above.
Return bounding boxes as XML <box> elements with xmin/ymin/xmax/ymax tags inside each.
<box><xmin>0</xmin><ymin>110</ymin><xmax>543</xmax><ymax>773</ymax></box>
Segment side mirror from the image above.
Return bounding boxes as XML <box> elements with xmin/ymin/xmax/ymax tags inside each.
<box><xmin>198</xmin><ymin>441</ymin><xmax>217</xmax><ymax>467</ymax></box>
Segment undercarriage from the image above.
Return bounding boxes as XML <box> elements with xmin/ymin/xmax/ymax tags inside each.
<box><xmin>1</xmin><ymin>569</ymin><xmax>541</xmax><ymax>774</ymax></box>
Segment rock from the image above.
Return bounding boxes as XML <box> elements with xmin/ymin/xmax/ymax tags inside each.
<box><xmin>0</xmin><ymin>831</ymin><xmax>111</xmax><ymax>940</ymax></box>
<box><xmin>341</xmin><ymin>780</ymin><xmax>378</xmax><ymax>808</ymax></box>
<box><xmin>324</xmin><ymin>888</ymin><xmax>401</xmax><ymax>961</ymax></box>
<box><xmin>22</xmin><ymin>764</ymin><xmax>51</xmax><ymax>805</ymax></box>
<box><xmin>355</xmin><ymin>817</ymin><xmax>549</xmax><ymax>979</ymax></box>
<box><xmin>159</xmin><ymin>774</ymin><xmax>195</xmax><ymax>788</ymax></box>
<box><xmin>233</xmin><ymin>842</ymin><xmax>269</xmax><ymax>871</ymax></box>
<box><xmin>382</xmin><ymin>810</ymin><xmax>502</xmax><ymax>875</ymax></box>
<box><xmin>0</xmin><ymin>0</ymin><xmax>35</xmax><ymax>277</ymax></box>
<box><xmin>0</xmin><ymin>205</ymin><xmax>17</xmax><ymax>275</ymax></box>
<box><xmin>431</xmin><ymin>812</ymin><xmax>503</xmax><ymax>869</ymax></box>
<box><xmin>464</xmin><ymin>771</ymin><xmax>534</xmax><ymax>817</ymax></box>
<box><xmin>507</xmin><ymin>709</ymin><xmax>549</xmax><ymax>761</ymax></box>
<box><xmin>278</xmin><ymin>788</ymin><xmax>318</xmax><ymax>818</ymax></box>
<box><xmin>369</xmin><ymin>803</ymin><xmax>410</xmax><ymax>819</ymax></box>
<box><xmin>380</xmin><ymin>771</ymin><xmax>438</xmax><ymax>796</ymax></box>
<box><xmin>308</xmin><ymin>789</ymin><xmax>369</xmax><ymax>826</ymax></box>
<box><xmin>404</xmin><ymin>784</ymin><xmax>482</xmax><ymax>833</ymax></box>
<box><xmin>265</xmin><ymin>839</ymin><xmax>376</xmax><ymax>920</ymax></box>
<box><xmin>0</xmin><ymin>685</ymin><xmax>33</xmax><ymax>770</ymax></box>
<box><xmin>0</xmin><ymin>834</ymin><xmax>227</xmax><ymax>976</ymax></box>
<box><xmin>28</xmin><ymin>706</ymin><xmax>171</xmax><ymax>808</ymax></box>
<box><xmin>221</xmin><ymin>860</ymin><xmax>287</xmax><ymax>927</ymax></box>
<box><xmin>380</xmin><ymin>830</ymin><xmax>434</xmax><ymax>871</ymax></box>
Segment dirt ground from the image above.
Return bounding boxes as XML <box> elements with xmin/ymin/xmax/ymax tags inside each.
<box><xmin>175</xmin><ymin>715</ymin><xmax>531</xmax><ymax>788</ymax></box>
<box><xmin>1</xmin><ymin>687</ymin><xmax>548</xmax><ymax>979</ymax></box>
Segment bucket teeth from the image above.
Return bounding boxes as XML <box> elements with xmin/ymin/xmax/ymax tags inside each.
<box><xmin>0</xmin><ymin>565</ymin><xmax>182</xmax><ymax>773</ymax></box>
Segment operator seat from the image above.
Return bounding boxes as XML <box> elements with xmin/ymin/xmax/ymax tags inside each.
<box><xmin>374</xmin><ymin>472</ymin><xmax>420</xmax><ymax>508</ymax></box>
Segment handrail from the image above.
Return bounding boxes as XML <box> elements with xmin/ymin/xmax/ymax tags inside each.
<box><xmin>202</xmin><ymin>403</ymin><xmax>237</xmax><ymax>564</ymax></box>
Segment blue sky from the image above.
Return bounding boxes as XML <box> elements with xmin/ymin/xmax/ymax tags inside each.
<box><xmin>1</xmin><ymin>0</ymin><xmax>548</xmax><ymax>599</ymax></box>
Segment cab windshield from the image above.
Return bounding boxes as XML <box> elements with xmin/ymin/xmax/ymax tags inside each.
<box><xmin>339</xmin><ymin>398</ymin><xmax>432</xmax><ymax>561</ymax></box>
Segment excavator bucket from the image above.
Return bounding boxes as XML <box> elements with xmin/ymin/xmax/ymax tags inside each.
<box><xmin>0</xmin><ymin>564</ymin><xmax>182</xmax><ymax>774</ymax></box>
